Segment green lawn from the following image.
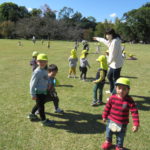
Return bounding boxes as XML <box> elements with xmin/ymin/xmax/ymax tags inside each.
<box><xmin>0</xmin><ymin>39</ymin><xmax>150</xmax><ymax>150</ymax></box>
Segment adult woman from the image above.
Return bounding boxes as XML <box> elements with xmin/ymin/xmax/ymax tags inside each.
<box><xmin>93</xmin><ymin>29</ymin><xmax>124</xmax><ymax>93</ymax></box>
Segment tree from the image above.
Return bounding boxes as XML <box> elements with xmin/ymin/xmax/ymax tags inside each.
<box><xmin>0</xmin><ymin>2</ymin><xmax>20</xmax><ymax>22</ymax></box>
<box><xmin>58</xmin><ymin>7</ymin><xmax>74</xmax><ymax>20</ymax></box>
<box><xmin>30</xmin><ymin>8</ymin><xmax>42</xmax><ymax>17</ymax></box>
<box><xmin>42</xmin><ymin>4</ymin><xmax>56</xmax><ymax>19</ymax></box>
<box><xmin>0</xmin><ymin>21</ymin><xmax>15</xmax><ymax>38</ymax></box>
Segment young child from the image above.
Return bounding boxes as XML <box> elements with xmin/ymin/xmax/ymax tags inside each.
<box><xmin>91</xmin><ymin>55</ymin><xmax>108</xmax><ymax>106</ymax></box>
<box><xmin>79</xmin><ymin>50</ymin><xmax>90</xmax><ymax>80</ymax></box>
<box><xmin>101</xmin><ymin>77</ymin><xmax>139</xmax><ymax>150</ymax></box>
<box><xmin>30</xmin><ymin>51</ymin><xmax>39</xmax><ymax>71</ymax></box>
<box><xmin>68</xmin><ymin>49</ymin><xmax>78</xmax><ymax>78</ymax></box>
<box><xmin>45</xmin><ymin>64</ymin><xmax>64</xmax><ymax>113</ymax></box>
<box><xmin>28</xmin><ymin>53</ymin><xmax>55</xmax><ymax>126</ymax></box>
<box><xmin>95</xmin><ymin>42</ymin><xmax>101</xmax><ymax>54</ymax></box>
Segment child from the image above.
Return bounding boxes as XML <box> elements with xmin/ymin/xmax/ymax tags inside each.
<box><xmin>101</xmin><ymin>77</ymin><xmax>139</xmax><ymax>150</ymax></box>
<box><xmin>96</xmin><ymin>42</ymin><xmax>101</xmax><ymax>54</ymax></box>
<box><xmin>45</xmin><ymin>64</ymin><xmax>64</xmax><ymax>113</ymax></box>
<box><xmin>79</xmin><ymin>50</ymin><xmax>90</xmax><ymax>80</ymax></box>
<box><xmin>30</xmin><ymin>51</ymin><xmax>39</xmax><ymax>71</ymax></box>
<box><xmin>28</xmin><ymin>53</ymin><xmax>55</xmax><ymax>126</ymax></box>
<box><xmin>68</xmin><ymin>49</ymin><xmax>78</xmax><ymax>78</ymax></box>
<box><xmin>91</xmin><ymin>55</ymin><xmax>108</xmax><ymax>106</ymax></box>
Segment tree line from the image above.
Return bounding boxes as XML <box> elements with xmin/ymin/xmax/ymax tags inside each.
<box><xmin>0</xmin><ymin>2</ymin><xmax>150</xmax><ymax>43</ymax></box>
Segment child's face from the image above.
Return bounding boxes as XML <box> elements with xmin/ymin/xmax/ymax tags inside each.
<box><xmin>37</xmin><ymin>60</ymin><xmax>48</xmax><ymax>68</ymax></box>
<box><xmin>116</xmin><ymin>85</ymin><xmax>129</xmax><ymax>98</ymax></box>
<box><xmin>48</xmin><ymin>71</ymin><xmax>58</xmax><ymax>77</ymax></box>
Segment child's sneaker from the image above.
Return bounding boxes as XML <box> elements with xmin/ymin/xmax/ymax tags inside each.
<box><xmin>91</xmin><ymin>102</ymin><xmax>98</xmax><ymax>106</ymax></box>
<box><xmin>115</xmin><ymin>146</ymin><xmax>124</xmax><ymax>150</ymax></box>
<box><xmin>97</xmin><ymin>100</ymin><xmax>103</xmax><ymax>105</ymax></box>
<box><xmin>35</xmin><ymin>110</ymin><xmax>39</xmax><ymax>115</ymax></box>
<box><xmin>41</xmin><ymin>119</ymin><xmax>55</xmax><ymax>126</ymax></box>
<box><xmin>101</xmin><ymin>141</ymin><xmax>112</xmax><ymax>150</ymax></box>
<box><xmin>68</xmin><ymin>75</ymin><xmax>71</xmax><ymax>78</ymax></box>
<box><xmin>55</xmin><ymin>108</ymin><xmax>64</xmax><ymax>113</ymax></box>
<box><xmin>27</xmin><ymin>113</ymin><xmax>38</xmax><ymax>121</ymax></box>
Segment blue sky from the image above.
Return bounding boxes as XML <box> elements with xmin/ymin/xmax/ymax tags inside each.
<box><xmin>0</xmin><ymin>0</ymin><xmax>149</xmax><ymax>22</ymax></box>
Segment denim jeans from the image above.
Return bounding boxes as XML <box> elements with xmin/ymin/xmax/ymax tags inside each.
<box><xmin>107</xmin><ymin>67</ymin><xmax>121</xmax><ymax>93</ymax></box>
<box><xmin>106</xmin><ymin>119</ymin><xmax>127</xmax><ymax>148</ymax></box>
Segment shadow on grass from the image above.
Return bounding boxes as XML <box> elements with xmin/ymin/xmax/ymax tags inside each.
<box><xmin>57</xmin><ymin>85</ymin><xmax>74</xmax><ymax>88</ymax></box>
<box><xmin>130</xmin><ymin>95</ymin><xmax>150</xmax><ymax>111</ymax></box>
<box><xmin>45</xmin><ymin>110</ymin><xmax>105</xmax><ymax>134</ymax></box>
<box><xmin>121</xmin><ymin>76</ymin><xmax>138</xmax><ymax>79</ymax></box>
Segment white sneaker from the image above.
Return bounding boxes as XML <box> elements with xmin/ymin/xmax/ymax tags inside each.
<box><xmin>35</xmin><ymin>110</ymin><xmax>39</xmax><ymax>115</ymax></box>
<box><xmin>55</xmin><ymin>108</ymin><xmax>64</xmax><ymax>113</ymax></box>
<box><xmin>105</xmin><ymin>90</ymin><xmax>111</xmax><ymax>94</ymax></box>
<box><xmin>68</xmin><ymin>75</ymin><xmax>71</xmax><ymax>78</ymax></box>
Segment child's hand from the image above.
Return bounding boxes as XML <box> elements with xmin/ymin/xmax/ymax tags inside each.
<box><xmin>32</xmin><ymin>97</ymin><xmax>37</xmax><ymax>100</ymax></box>
<box><xmin>132</xmin><ymin>126</ymin><xmax>138</xmax><ymax>132</ymax></box>
<box><xmin>103</xmin><ymin>118</ymin><xmax>106</xmax><ymax>122</ymax></box>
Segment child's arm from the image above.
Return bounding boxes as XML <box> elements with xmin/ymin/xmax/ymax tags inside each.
<box><xmin>30</xmin><ymin>71</ymin><xmax>39</xmax><ymax>99</ymax></box>
<box><xmin>129</xmin><ymin>98</ymin><xmax>140</xmax><ymax>132</ymax></box>
<box><xmin>93</xmin><ymin>70</ymin><xmax>105</xmax><ymax>83</ymax></box>
<box><xmin>102</xmin><ymin>98</ymin><xmax>112</xmax><ymax>121</ymax></box>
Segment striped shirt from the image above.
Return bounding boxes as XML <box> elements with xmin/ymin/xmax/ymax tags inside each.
<box><xmin>102</xmin><ymin>94</ymin><xmax>139</xmax><ymax>126</ymax></box>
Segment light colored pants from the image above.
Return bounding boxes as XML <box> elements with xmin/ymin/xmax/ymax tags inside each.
<box><xmin>69</xmin><ymin>67</ymin><xmax>76</xmax><ymax>75</ymax></box>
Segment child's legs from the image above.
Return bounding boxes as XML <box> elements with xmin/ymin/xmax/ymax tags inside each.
<box><xmin>106</xmin><ymin>120</ymin><xmax>113</xmax><ymax>143</ymax></box>
<box><xmin>98</xmin><ymin>83</ymin><xmax>104</xmax><ymax>102</ymax></box>
<box><xmin>32</xmin><ymin>94</ymin><xmax>46</xmax><ymax>121</ymax></box>
<box><xmin>93</xmin><ymin>84</ymin><xmax>98</xmax><ymax>103</ymax></box>
<box><xmin>72</xmin><ymin>67</ymin><xmax>76</xmax><ymax>75</ymax></box>
<box><xmin>52</xmin><ymin>92</ymin><xmax>59</xmax><ymax>110</ymax></box>
<box><xmin>116</xmin><ymin>126</ymin><xmax>127</xmax><ymax>148</ymax></box>
<box><xmin>69</xmin><ymin>67</ymin><xmax>73</xmax><ymax>75</ymax></box>
<box><xmin>83</xmin><ymin>67</ymin><xmax>87</xmax><ymax>79</ymax></box>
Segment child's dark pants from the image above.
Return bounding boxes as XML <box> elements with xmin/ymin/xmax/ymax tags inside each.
<box><xmin>31</xmin><ymin>94</ymin><xmax>46</xmax><ymax>121</ymax></box>
<box><xmin>45</xmin><ymin>92</ymin><xmax>59</xmax><ymax>110</ymax></box>
<box><xmin>93</xmin><ymin>82</ymin><xmax>104</xmax><ymax>103</ymax></box>
<box><xmin>79</xmin><ymin>66</ymin><xmax>87</xmax><ymax>79</ymax></box>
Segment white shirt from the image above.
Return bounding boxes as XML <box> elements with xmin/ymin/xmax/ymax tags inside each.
<box><xmin>95</xmin><ymin>37</ymin><xmax>124</xmax><ymax>69</ymax></box>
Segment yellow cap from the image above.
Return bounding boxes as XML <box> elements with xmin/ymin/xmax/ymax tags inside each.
<box><xmin>80</xmin><ymin>50</ymin><xmax>88</xmax><ymax>58</ymax></box>
<box><xmin>37</xmin><ymin>53</ymin><xmax>48</xmax><ymax>61</ymax></box>
<box><xmin>32</xmin><ymin>51</ymin><xmax>39</xmax><ymax>57</ymax></box>
<box><xmin>70</xmin><ymin>49</ymin><xmax>77</xmax><ymax>59</ymax></box>
<box><xmin>115</xmin><ymin>78</ymin><xmax>130</xmax><ymax>87</ymax></box>
<box><xmin>96</xmin><ymin>55</ymin><xmax>108</xmax><ymax>70</ymax></box>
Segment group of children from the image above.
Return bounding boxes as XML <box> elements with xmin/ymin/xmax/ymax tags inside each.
<box><xmin>28</xmin><ymin>45</ymin><xmax>139</xmax><ymax>150</ymax></box>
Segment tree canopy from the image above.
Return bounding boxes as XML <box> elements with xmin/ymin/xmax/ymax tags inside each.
<box><xmin>0</xmin><ymin>2</ymin><xmax>149</xmax><ymax>43</ymax></box>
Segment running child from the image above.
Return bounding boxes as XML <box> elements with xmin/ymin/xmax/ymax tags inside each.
<box><xmin>45</xmin><ymin>64</ymin><xmax>64</xmax><ymax>113</ymax></box>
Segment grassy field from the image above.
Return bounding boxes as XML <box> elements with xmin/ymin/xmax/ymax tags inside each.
<box><xmin>0</xmin><ymin>39</ymin><xmax>150</xmax><ymax>150</ymax></box>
